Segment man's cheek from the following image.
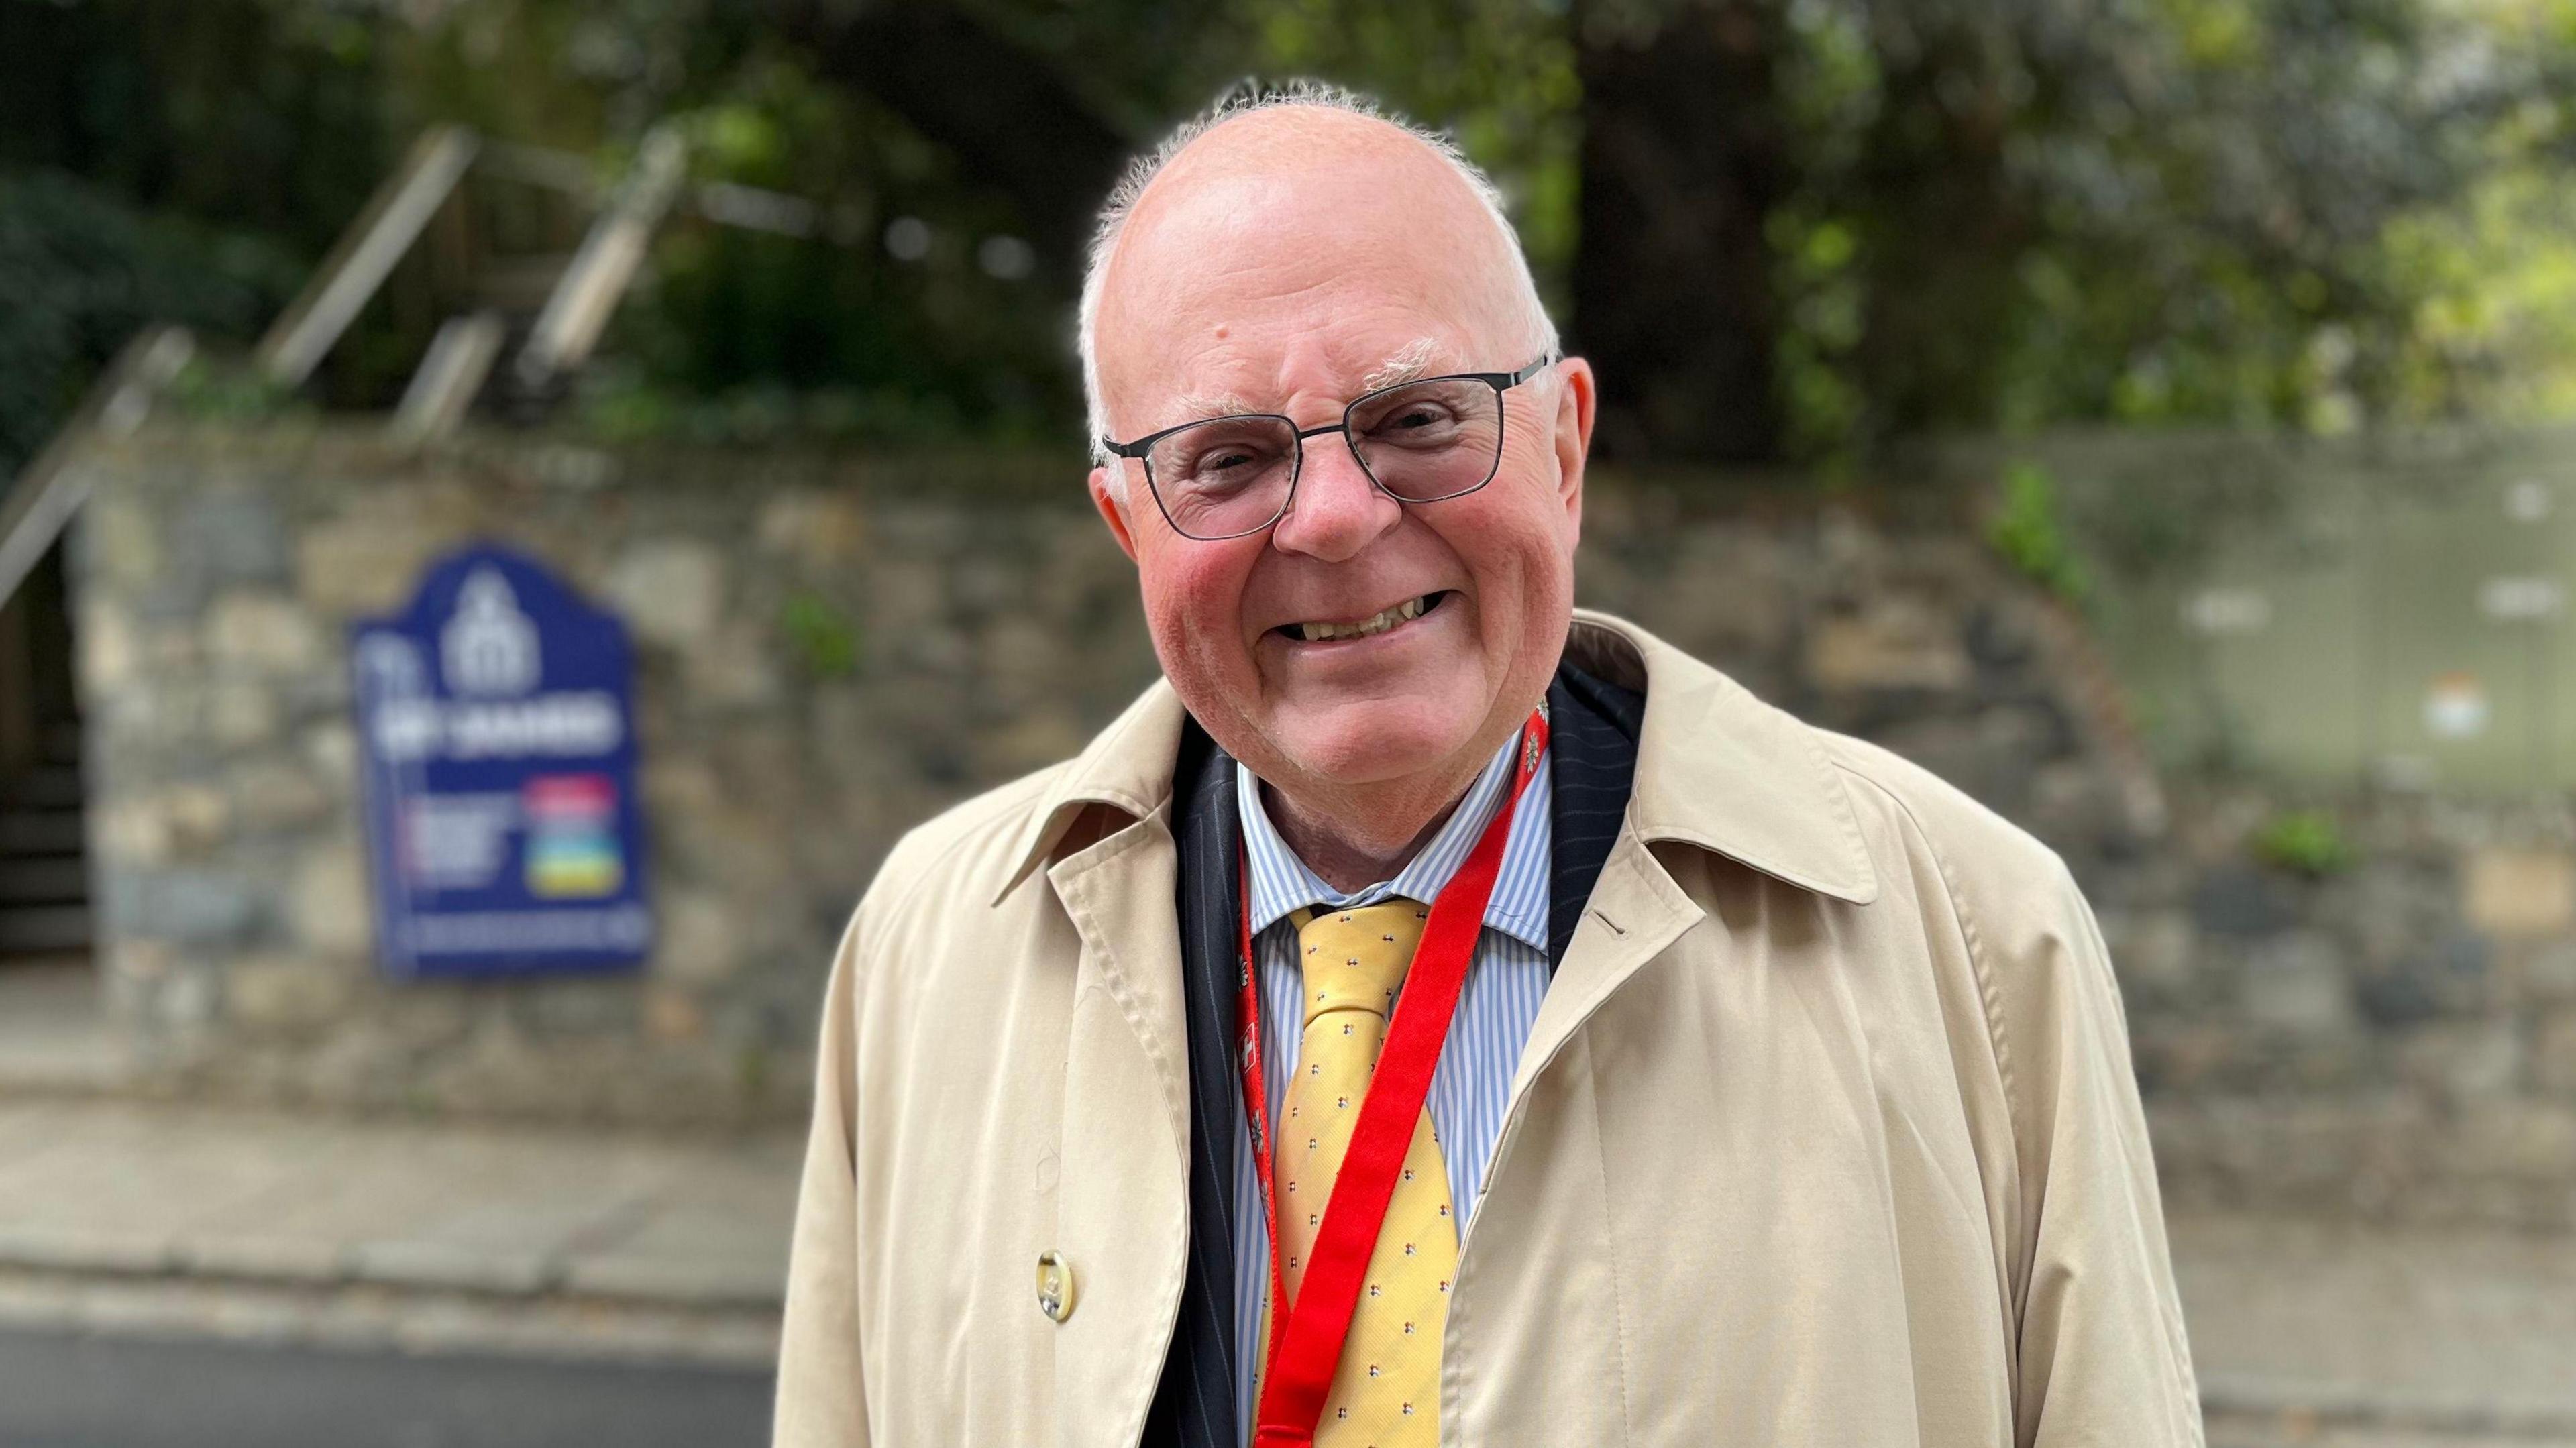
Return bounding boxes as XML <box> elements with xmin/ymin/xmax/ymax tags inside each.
<box><xmin>1168</xmin><ymin>559</ymin><xmax>1246</xmax><ymax>635</ymax></box>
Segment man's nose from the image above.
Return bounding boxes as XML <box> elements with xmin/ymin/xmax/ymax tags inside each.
<box><xmin>1269</xmin><ymin>433</ymin><xmax>1401</xmax><ymax>562</ymax></box>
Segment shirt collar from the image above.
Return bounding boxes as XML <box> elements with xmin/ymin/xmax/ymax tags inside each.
<box><xmin>1234</xmin><ymin>727</ymin><xmax>1553</xmax><ymax>952</ymax></box>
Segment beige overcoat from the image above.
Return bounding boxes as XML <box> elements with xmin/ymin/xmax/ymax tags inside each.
<box><xmin>775</xmin><ymin>610</ymin><xmax>2204</xmax><ymax>1447</ymax></box>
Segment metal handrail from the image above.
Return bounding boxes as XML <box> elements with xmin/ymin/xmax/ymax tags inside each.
<box><xmin>1</xmin><ymin>121</ymin><xmax>867</xmax><ymax>552</ymax></box>
<box><xmin>513</xmin><ymin>126</ymin><xmax>690</xmax><ymax>394</ymax></box>
<box><xmin>478</xmin><ymin>137</ymin><xmax>869</xmax><ymax>243</ymax></box>
<box><xmin>0</xmin><ymin>327</ymin><xmax>195</xmax><ymax>613</ymax></box>
<box><xmin>255</xmin><ymin>126</ymin><xmax>481</xmax><ymax>390</ymax></box>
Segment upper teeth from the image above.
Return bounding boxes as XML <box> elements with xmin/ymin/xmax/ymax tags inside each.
<box><xmin>1297</xmin><ymin>595</ymin><xmax>1431</xmax><ymax>643</ymax></box>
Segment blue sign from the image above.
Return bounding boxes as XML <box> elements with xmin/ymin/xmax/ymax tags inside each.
<box><xmin>352</xmin><ymin>545</ymin><xmax>651</xmax><ymax>978</ymax></box>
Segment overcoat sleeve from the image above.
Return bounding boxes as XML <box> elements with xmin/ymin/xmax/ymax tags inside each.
<box><xmin>1996</xmin><ymin>856</ymin><xmax>2205</xmax><ymax>1447</ymax></box>
<box><xmin>773</xmin><ymin>919</ymin><xmax>871</xmax><ymax>1448</ymax></box>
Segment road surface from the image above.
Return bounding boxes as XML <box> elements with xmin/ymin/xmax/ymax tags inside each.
<box><xmin>0</xmin><ymin>1328</ymin><xmax>771</xmax><ymax>1448</ymax></box>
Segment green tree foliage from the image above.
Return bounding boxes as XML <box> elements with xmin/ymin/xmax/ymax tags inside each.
<box><xmin>387</xmin><ymin>0</ymin><xmax>1578</xmax><ymax>445</ymax></box>
<box><xmin>390</xmin><ymin>0</ymin><xmax>1114</xmax><ymax>441</ymax></box>
<box><xmin>1713</xmin><ymin>0</ymin><xmax>2569</xmax><ymax>458</ymax></box>
<box><xmin>0</xmin><ymin>0</ymin><xmax>390</xmax><ymax>252</ymax></box>
<box><xmin>0</xmin><ymin>174</ymin><xmax>301</xmax><ymax>471</ymax></box>
<box><xmin>0</xmin><ymin>0</ymin><xmax>388</xmax><ymax>469</ymax></box>
<box><xmin>8</xmin><ymin>0</ymin><xmax>2576</xmax><ymax>470</ymax></box>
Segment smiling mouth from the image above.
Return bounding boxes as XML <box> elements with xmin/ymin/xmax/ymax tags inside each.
<box><xmin>1276</xmin><ymin>590</ymin><xmax>1452</xmax><ymax>644</ymax></box>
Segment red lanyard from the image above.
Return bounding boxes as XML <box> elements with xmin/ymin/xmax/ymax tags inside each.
<box><xmin>1236</xmin><ymin>707</ymin><xmax>1550</xmax><ymax>1448</ymax></box>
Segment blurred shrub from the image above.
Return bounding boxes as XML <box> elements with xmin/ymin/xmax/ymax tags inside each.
<box><xmin>164</xmin><ymin>357</ymin><xmax>304</xmax><ymax>424</ymax></box>
<box><xmin>1987</xmin><ymin>460</ymin><xmax>2090</xmax><ymax>602</ymax></box>
<box><xmin>0</xmin><ymin>174</ymin><xmax>301</xmax><ymax>471</ymax></box>
<box><xmin>575</xmin><ymin>366</ymin><xmax>1012</xmax><ymax>451</ymax></box>
<box><xmin>777</xmin><ymin>592</ymin><xmax>863</xmax><ymax>680</ymax></box>
<box><xmin>2251</xmin><ymin>809</ymin><xmax>2356</xmax><ymax>877</ymax></box>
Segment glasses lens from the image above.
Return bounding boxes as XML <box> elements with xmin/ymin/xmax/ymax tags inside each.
<box><xmin>1146</xmin><ymin>415</ymin><xmax>1299</xmax><ymax>537</ymax></box>
<box><xmin>1348</xmin><ymin>378</ymin><xmax>1504</xmax><ymax>501</ymax></box>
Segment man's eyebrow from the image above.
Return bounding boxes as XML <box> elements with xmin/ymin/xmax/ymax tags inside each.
<box><xmin>1360</xmin><ymin>337</ymin><xmax>1448</xmax><ymax>392</ymax></box>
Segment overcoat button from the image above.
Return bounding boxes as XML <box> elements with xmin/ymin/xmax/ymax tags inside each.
<box><xmin>1036</xmin><ymin>1250</ymin><xmax>1077</xmax><ymax>1323</ymax></box>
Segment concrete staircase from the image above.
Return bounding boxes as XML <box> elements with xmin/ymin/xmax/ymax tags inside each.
<box><xmin>0</xmin><ymin>718</ymin><xmax>89</xmax><ymax>958</ymax></box>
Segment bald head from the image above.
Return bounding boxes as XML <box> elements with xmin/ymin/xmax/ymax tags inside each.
<box><xmin>1079</xmin><ymin>85</ymin><xmax>1556</xmax><ymax>467</ymax></box>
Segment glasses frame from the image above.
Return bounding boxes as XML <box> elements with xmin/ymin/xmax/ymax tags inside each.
<box><xmin>1100</xmin><ymin>355</ymin><xmax>1556</xmax><ymax>541</ymax></box>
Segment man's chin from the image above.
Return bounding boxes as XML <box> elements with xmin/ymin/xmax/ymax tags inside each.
<box><xmin>1259</xmin><ymin>704</ymin><xmax>1485</xmax><ymax>791</ymax></box>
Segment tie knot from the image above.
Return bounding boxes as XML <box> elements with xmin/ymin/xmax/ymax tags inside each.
<box><xmin>1292</xmin><ymin>899</ymin><xmax>1430</xmax><ymax>1025</ymax></box>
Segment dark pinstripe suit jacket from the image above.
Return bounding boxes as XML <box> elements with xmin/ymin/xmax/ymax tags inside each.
<box><xmin>1142</xmin><ymin>661</ymin><xmax>1644</xmax><ymax>1448</ymax></box>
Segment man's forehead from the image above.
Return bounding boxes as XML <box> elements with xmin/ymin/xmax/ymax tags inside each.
<box><xmin>1110</xmin><ymin>176</ymin><xmax>1489</xmax><ymax>335</ymax></box>
<box><xmin>1101</xmin><ymin>209</ymin><xmax>1489</xmax><ymax>425</ymax></box>
<box><xmin>1097</xmin><ymin>111</ymin><xmax>1517</xmax><ymax>418</ymax></box>
<box><xmin>1148</xmin><ymin>337</ymin><xmax>1459</xmax><ymax>429</ymax></box>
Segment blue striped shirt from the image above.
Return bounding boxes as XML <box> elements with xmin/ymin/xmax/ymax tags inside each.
<box><xmin>1230</xmin><ymin>731</ymin><xmax>1552</xmax><ymax>1442</ymax></box>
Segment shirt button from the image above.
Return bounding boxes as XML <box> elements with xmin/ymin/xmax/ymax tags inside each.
<box><xmin>1036</xmin><ymin>1251</ymin><xmax>1076</xmax><ymax>1323</ymax></box>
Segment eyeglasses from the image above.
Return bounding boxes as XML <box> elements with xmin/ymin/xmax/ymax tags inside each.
<box><xmin>1100</xmin><ymin>357</ymin><xmax>1555</xmax><ymax>541</ymax></box>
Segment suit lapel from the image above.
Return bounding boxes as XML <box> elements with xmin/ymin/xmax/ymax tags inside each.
<box><xmin>1142</xmin><ymin>722</ymin><xmax>1244</xmax><ymax>1448</ymax></box>
<box><xmin>1546</xmin><ymin>662</ymin><xmax>1644</xmax><ymax>970</ymax></box>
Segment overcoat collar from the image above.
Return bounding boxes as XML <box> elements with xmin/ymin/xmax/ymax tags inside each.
<box><xmin>995</xmin><ymin>609</ymin><xmax>1881</xmax><ymax>909</ymax></box>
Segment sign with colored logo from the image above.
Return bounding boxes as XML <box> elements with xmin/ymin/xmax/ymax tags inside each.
<box><xmin>352</xmin><ymin>545</ymin><xmax>651</xmax><ymax>977</ymax></box>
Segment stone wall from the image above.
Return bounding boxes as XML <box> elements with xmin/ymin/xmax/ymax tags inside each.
<box><xmin>2116</xmin><ymin>797</ymin><xmax>2576</xmax><ymax>1229</ymax></box>
<box><xmin>70</xmin><ymin>425</ymin><xmax>1159</xmax><ymax>1124</ymax></box>
<box><xmin>57</xmin><ymin>421</ymin><xmax>2576</xmax><ymax>1229</ymax></box>
<box><xmin>1596</xmin><ymin>476</ymin><xmax>2576</xmax><ymax>1231</ymax></box>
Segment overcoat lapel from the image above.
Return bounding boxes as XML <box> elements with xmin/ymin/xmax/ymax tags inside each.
<box><xmin>1047</xmin><ymin>807</ymin><xmax>1195</xmax><ymax>1448</ymax></box>
<box><xmin>1507</xmin><ymin>658</ymin><xmax>1684</xmax><ymax>1135</ymax></box>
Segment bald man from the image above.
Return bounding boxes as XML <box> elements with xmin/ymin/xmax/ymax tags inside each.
<box><xmin>775</xmin><ymin>84</ymin><xmax>2203</xmax><ymax>1448</ymax></box>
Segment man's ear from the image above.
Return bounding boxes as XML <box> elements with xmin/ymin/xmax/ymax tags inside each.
<box><xmin>1550</xmin><ymin>357</ymin><xmax>1597</xmax><ymax>539</ymax></box>
<box><xmin>1091</xmin><ymin>466</ymin><xmax>1141</xmax><ymax>563</ymax></box>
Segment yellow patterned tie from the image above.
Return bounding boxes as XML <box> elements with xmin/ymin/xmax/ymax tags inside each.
<box><xmin>1256</xmin><ymin>900</ymin><xmax>1456</xmax><ymax>1445</ymax></box>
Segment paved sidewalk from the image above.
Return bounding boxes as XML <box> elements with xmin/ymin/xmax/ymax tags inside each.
<box><xmin>0</xmin><ymin>1097</ymin><xmax>798</xmax><ymax>1366</ymax></box>
<box><xmin>2182</xmin><ymin>1212</ymin><xmax>2576</xmax><ymax>1447</ymax></box>
<box><xmin>4</xmin><ymin>1094</ymin><xmax>2576</xmax><ymax>1441</ymax></box>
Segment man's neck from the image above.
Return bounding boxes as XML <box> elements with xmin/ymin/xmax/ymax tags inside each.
<box><xmin>1260</xmin><ymin>749</ymin><xmax>1491</xmax><ymax>895</ymax></box>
